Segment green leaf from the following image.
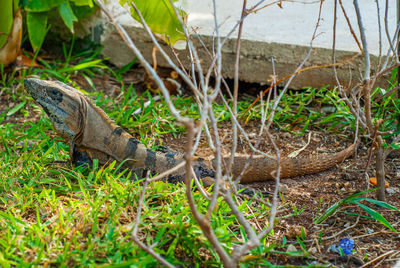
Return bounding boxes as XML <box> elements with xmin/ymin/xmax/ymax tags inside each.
<box><xmin>58</xmin><ymin>59</ymin><xmax>104</xmax><ymax>73</ymax></box>
<box><xmin>121</xmin><ymin>0</ymin><xmax>187</xmax><ymax>48</ymax></box>
<box><xmin>390</xmin><ymin>142</ymin><xmax>400</xmax><ymax>150</ymax></box>
<box><xmin>71</xmin><ymin>4</ymin><xmax>96</xmax><ymax>20</ymax></box>
<box><xmin>71</xmin><ymin>0</ymin><xmax>93</xmax><ymax>7</ymax></box>
<box><xmin>314</xmin><ymin>202</ymin><xmax>340</xmax><ymax>224</ymax></box>
<box><xmin>269</xmin><ymin>250</ymin><xmax>306</xmax><ymax>257</ymax></box>
<box><xmin>314</xmin><ymin>188</ymin><xmax>377</xmax><ymax>224</ymax></box>
<box><xmin>353</xmin><ymin>198</ymin><xmax>400</xmax><ymax>212</ymax></box>
<box><xmin>117</xmin><ymin>58</ymin><xmax>138</xmax><ymax>75</ymax></box>
<box><xmin>13</xmin><ymin>0</ymin><xmax>19</xmax><ymax>15</ymax></box>
<box><xmin>7</xmin><ymin>101</ymin><xmax>26</xmax><ymax>116</ymax></box>
<box><xmin>59</xmin><ymin>1</ymin><xmax>78</xmax><ymax>31</ymax></box>
<box><xmin>342</xmin><ymin>188</ymin><xmax>377</xmax><ymax>203</ymax></box>
<box><xmin>25</xmin><ymin>0</ymin><xmax>65</xmax><ymax>12</ymax></box>
<box><xmin>27</xmin><ymin>11</ymin><xmax>48</xmax><ymax>51</ymax></box>
<box><xmin>355</xmin><ymin>201</ymin><xmax>397</xmax><ymax>232</ymax></box>
<box><xmin>0</xmin><ymin>0</ymin><xmax>13</xmax><ymax>49</ymax></box>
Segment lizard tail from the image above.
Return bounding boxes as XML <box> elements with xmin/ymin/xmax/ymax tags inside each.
<box><xmin>230</xmin><ymin>144</ymin><xmax>355</xmax><ymax>183</ymax></box>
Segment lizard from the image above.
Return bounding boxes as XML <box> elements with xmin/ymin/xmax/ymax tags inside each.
<box><xmin>24</xmin><ymin>78</ymin><xmax>355</xmax><ymax>185</ymax></box>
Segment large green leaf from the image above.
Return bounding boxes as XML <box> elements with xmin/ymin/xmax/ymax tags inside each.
<box><xmin>27</xmin><ymin>11</ymin><xmax>48</xmax><ymax>51</ymax></box>
<box><xmin>120</xmin><ymin>0</ymin><xmax>187</xmax><ymax>48</ymax></box>
<box><xmin>25</xmin><ymin>0</ymin><xmax>65</xmax><ymax>12</ymax></box>
<box><xmin>59</xmin><ymin>1</ymin><xmax>78</xmax><ymax>31</ymax></box>
<box><xmin>0</xmin><ymin>0</ymin><xmax>14</xmax><ymax>49</ymax></box>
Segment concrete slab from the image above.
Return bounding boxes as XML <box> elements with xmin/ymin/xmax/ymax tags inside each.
<box><xmin>93</xmin><ymin>0</ymin><xmax>397</xmax><ymax>89</ymax></box>
<box><xmin>189</xmin><ymin>0</ymin><xmax>396</xmax><ymax>55</ymax></box>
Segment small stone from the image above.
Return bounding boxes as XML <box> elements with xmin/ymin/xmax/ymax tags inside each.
<box><xmin>329</xmin><ymin>244</ymin><xmax>339</xmax><ymax>254</ymax></box>
<box><xmin>386</xmin><ymin>187</ymin><xmax>399</xmax><ymax>195</ymax></box>
<box><xmin>308</xmin><ymin>247</ymin><xmax>317</xmax><ymax>254</ymax></box>
<box><xmin>287</xmin><ymin>244</ymin><xmax>297</xmax><ymax>252</ymax></box>
<box><xmin>282</xmin><ymin>132</ymin><xmax>291</xmax><ymax>139</ymax></box>
<box><xmin>278</xmin><ymin>184</ymin><xmax>289</xmax><ymax>193</ymax></box>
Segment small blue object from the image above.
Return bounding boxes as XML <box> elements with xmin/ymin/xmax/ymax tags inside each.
<box><xmin>338</xmin><ymin>238</ymin><xmax>354</xmax><ymax>255</ymax></box>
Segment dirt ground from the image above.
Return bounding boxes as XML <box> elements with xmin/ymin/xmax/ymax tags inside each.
<box><xmin>163</xmin><ymin>119</ymin><xmax>400</xmax><ymax>267</ymax></box>
<box><xmin>2</xmin><ymin>66</ymin><xmax>400</xmax><ymax>266</ymax></box>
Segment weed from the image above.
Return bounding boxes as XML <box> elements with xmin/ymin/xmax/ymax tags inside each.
<box><xmin>314</xmin><ymin>188</ymin><xmax>399</xmax><ymax>232</ymax></box>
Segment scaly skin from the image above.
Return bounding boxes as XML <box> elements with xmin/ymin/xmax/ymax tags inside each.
<box><xmin>25</xmin><ymin>78</ymin><xmax>354</xmax><ymax>184</ymax></box>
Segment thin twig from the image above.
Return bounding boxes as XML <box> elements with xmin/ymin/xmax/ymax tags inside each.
<box><xmin>183</xmin><ymin>120</ymin><xmax>234</xmax><ymax>267</ymax></box>
<box><xmin>353</xmin><ymin>0</ymin><xmax>370</xmax><ymax>82</ymax></box>
<box><xmin>241</xmin><ymin>54</ymin><xmax>360</xmax><ymax>118</ymax></box>
<box><xmin>229</xmin><ymin>0</ymin><xmax>247</xmax><ymax>171</ymax></box>
<box><xmin>307</xmin><ymin>215</ymin><xmax>360</xmax><ymax>242</ymax></box>
<box><xmin>384</xmin><ymin>0</ymin><xmax>398</xmax><ymax>61</ymax></box>
<box><xmin>147</xmin><ymin>161</ymin><xmax>186</xmax><ymax>182</ymax></box>
<box><xmin>206</xmin><ymin>105</ymin><xmax>224</xmax><ymax>218</ymax></box>
<box><xmin>375</xmin><ymin>0</ymin><xmax>383</xmax><ymax>68</ymax></box>
<box><xmin>360</xmin><ymin>250</ymin><xmax>397</xmax><ymax>268</ymax></box>
<box><xmin>131</xmin><ymin>236</ymin><xmax>175</xmax><ymax>268</ymax></box>
<box><xmin>338</xmin><ymin>0</ymin><xmax>363</xmax><ymax>52</ymax></box>
<box><xmin>130</xmin><ymin>173</ymin><xmax>175</xmax><ymax>268</ymax></box>
<box><xmin>133</xmin><ymin>173</ymin><xmax>149</xmax><ymax>236</ymax></box>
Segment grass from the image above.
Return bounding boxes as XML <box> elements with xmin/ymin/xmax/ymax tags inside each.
<box><xmin>1</xmin><ymin>42</ymin><xmax>399</xmax><ymax>266</ymax></box>
<box><xmin>0</xmin><ymin>48</ymin><xmax>276</xmax><ymax>266</ymax></box>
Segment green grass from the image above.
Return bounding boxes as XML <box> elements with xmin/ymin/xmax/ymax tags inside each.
<box><xmin>0</xmin><ymin>50</ymin><xmax>278</xmax><ymax>266</ymax></box>
<box><xmin>0</xmin><ymin>118</ymin><xmax>274</xmax><ymax>266</ymax></box>
<box><xmin>1</xmin><ymin>42</ymin><xmax>399</xmax><ymax>266</ymax></box>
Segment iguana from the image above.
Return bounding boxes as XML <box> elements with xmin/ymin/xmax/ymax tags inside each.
<box><xmin>24</xmin><ymin>78</ymin><xmax>354</xmax><ymax>185</ymax></box>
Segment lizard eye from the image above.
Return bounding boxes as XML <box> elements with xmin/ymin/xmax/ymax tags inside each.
<box><xmin>47</xmin><ymin>87</ymin><xmax>63</xmax><ymax>103</ymax></box>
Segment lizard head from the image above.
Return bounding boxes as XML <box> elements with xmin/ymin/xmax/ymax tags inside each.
<box><xmin>25</xmin><ymin>78</ymin><xmax>84</xmax><ymax>141</ymax></box>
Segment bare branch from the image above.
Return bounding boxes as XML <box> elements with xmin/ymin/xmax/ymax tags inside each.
<box><xmin>333</xmin><ymin>0</ymin><xmax>366</xmax><ymax>135</ymax></box>
<box><xmin>206</xmin><ymin>105</ymin><xmax>224</xmax><ymax>218</ymax></box>
<box><xmin>131</xmin><ymin>237</ymin><xmax>175</xmax><ymax>268</ymax></box>
<box><xmin>338</xmin><ymin>0</ymin><xmax>363</xmax><ymax>52</ymax></box>
<box><xmin>167</xmin><ymin>0</ymin><xmax>207</xmax><ymax>92</ymax></box>
<box><xmin>384</xmin><ymin>0</ymin><xmax>398</xmax><ymax>61</ymax></box>
<box><xmin>130</xmin><ymin>173</ymin><xmax>175</xmax><ymax>268</ymax></box>
<box><xmin>147</xmin><ymin>161</ymin><xmax>186</xmax><ymax>182</ymax></box>
<box><xmin>133</xmin><ymin>174</ymin><xmax>149</xmax><ymax>236</ymax></box>
<box><xmin>183</xmin><ymin>120</ymin><xmax>234</xmax><ymax>267</ymax></box>
<box><xmin>229</xmin><ymin>0</ymin><xmax>247</xmax><ymax>171</ymax></box>
<box><xmin>375</xmin><ymin>0</ymin><xmax>383</xmax><ymax>66</ymax></box>
<box><xmin>353</xmin><ymin>0</ymin><xmax>370</xmax><ymax>81</ymax></box>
